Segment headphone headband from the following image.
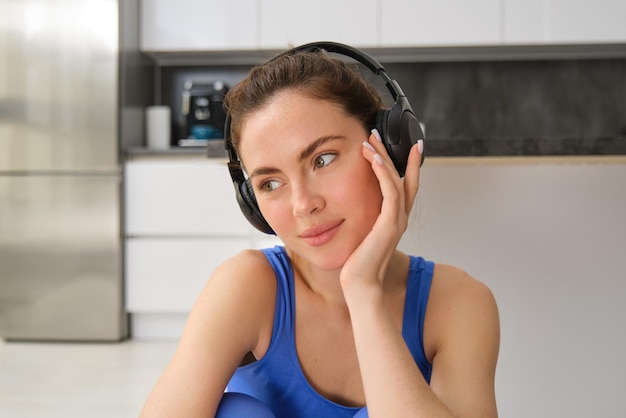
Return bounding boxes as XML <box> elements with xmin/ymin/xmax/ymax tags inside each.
<box><xmin>292</xmin><ymin>41</ymin><xmax>405</xmax><ymax>101</ymax></box>
<box><xmin>293</xmin><ymin>42</ymin><xmax>385</xmax><ymax>74</ymax></box>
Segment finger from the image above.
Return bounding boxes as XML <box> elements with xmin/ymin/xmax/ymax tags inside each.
<box><xmin>361</xmin><ymin>140</ymin><xmax>393</xmax><ymax>182</ymax></box>
<box><xmin>368</xmin><ymin>129</ymin><xmax>394</xmax><ymax>166</ymax></box>
<box><xmin>362</xmin><ymin>140</ymin><xmax>405</xmax><ymax>235</ymax></box>
<box><xmin>367</xmin><ymin>130</ymin><xmax>406</xmax><ymax>193</ymax></box>
<box><xmin>403</xmin><ymin>140</ymin><xmax>423</xmax><ymax>214</ymax></box>
<box><xmin>354</xmin><ymin>151</ymin><xmax>402</xmax><ymax>277</ymax></box>
<box><xmin>364</xmin><ymin>129</ymin><xmax>410</xmax><ymax>219</ymax></box>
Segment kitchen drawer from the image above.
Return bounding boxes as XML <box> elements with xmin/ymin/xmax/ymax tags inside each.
<box><xmin>125</xmin><ymin>159</ymin><xmax>251</xmax><ymax>236</ymax></box>
<box><xmin>125</xmin><ymin>237</ymin><xmax>250</xmax><ymax>312</ymax></box>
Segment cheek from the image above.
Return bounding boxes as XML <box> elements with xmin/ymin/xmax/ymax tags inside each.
<box><xmin>361</xmin><ymin>183</ymin><xmax>383</xmax><ymax>221</ymax></box>
<box><xmin>357</xmin><ymin>162</ymin><xmax>383</xmax><ymax>202</ymax></box>
<box><xmin>257</xmin><ymin>198</ymin><xmax>291</xmax><ymax>232</ymax></box>
<box><xmin>357</xmin><ymin>170</ymin><xmax>384</xmax><ymax>224</ymax></box>
<box><xmin>335</xmin><ymin>167</ymin><xmax>383</xmax><ymax>218</ymax></box>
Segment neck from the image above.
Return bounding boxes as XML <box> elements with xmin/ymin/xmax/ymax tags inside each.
<box><xmin>287</xmin><ymin>248</ymin><xmax>346</xmax><ymax>304</ymax></box>
<box><xmin>286</xmin><ymin>248</ymin><xmax>410</xmax><ymax>306</ymax></box>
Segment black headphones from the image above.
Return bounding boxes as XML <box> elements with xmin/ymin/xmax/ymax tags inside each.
<box><xmin>224</xmin><ymin>41</ymin><xmax>425</xmax><ymax>235</ymax></box>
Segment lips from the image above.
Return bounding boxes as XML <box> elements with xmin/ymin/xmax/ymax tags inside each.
<box><xmin>299</xmin><ymin>220</ymin><xmax>344</xmax><ymax>246</ymax></box>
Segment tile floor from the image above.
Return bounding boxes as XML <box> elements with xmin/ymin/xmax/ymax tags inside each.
<box><xmin>0</xmin><ymin>339</ymin><xmax>177</xmax><ymax>418</ymax></box>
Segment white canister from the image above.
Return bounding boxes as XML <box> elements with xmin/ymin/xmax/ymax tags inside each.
<box><xmin>146</xmin><ymin>106</ymin><xmax>171</xmax><ymax>150</ymax></box>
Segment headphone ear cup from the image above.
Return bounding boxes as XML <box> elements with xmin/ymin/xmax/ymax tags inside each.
<box><xmin>380</xmin><ymin>99</ymin><xmax>424</xmax><ymax>177</ymax></box>
<box><xmin>226</xmin><ymin>111</ymin><xmax>274</xmax><ymax>234</ymax></box>
<box><xmin>236</xmin><ymin>179</ymin><xmax>274</xmax><ymax>235</ymax></box>
<box><xmin>374</xmin><ymin>109</ymin><xmax>389</xmax><ymax>144</ymax></box>
<box><xmin>375</xmin><ymin>107</ymin><xmax>408</xmax><ymax>175</ymax></box>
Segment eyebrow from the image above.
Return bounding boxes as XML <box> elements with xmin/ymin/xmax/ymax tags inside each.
<box><xmin>298</xmin><ymin>135</ymin><xmax>345</xmax><ymax>163</ymax></box>
<box><xmin>248</xmin><ymin>135</ymin><xmax>346</xmax><ymax>179</ymax></box>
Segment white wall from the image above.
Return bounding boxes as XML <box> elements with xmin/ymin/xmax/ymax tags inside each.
<box><xmin>399</xmin><ymin>157</ymin><xmax>626</xmax><ymax>418</ymax></box>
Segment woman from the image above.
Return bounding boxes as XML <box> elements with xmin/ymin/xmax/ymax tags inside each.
<box><xmin>140</xmin><ymin>45</ymin><xmax>500</xmax><ymax>418</ymax></box>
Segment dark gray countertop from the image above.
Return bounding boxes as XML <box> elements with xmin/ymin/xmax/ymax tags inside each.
<box><xmin>144</xmin><ymin>43</ymin><xmax>626</xmax><ymax>66</ymax></box>
<box><xmin>126</xmin><ymin>140</ymin><xmax>229</xmax><ymax>159</ymax></box>
<box><xmin>125</xmin><ymin>137</ymin><xmax>626</xmax><ymax>159</ymax></box>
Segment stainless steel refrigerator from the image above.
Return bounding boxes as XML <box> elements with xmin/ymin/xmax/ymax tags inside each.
<box><xmin>0</xmin><ymin>0</ymin><xmax>137</xmax><ymax>341</ymax></box>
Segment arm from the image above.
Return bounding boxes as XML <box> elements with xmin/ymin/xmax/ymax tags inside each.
<box><xmin>139</xmin><ymin>250</ymin><xmax>276</xmax><ymax>418</ymax></box>
<box><xmin>343</xmin><ymin>133</ymin><xmax>499</xmax><ymax>417</ymax></box>
<box><xmin>426</xmin><ymin>264</ymin><xmax>500</xmax><ymax>417</ymax></box>
<box><xmin>346</xmin><ymin>264</ymin><xmax>499</xmax><ymax>418</ymax></box>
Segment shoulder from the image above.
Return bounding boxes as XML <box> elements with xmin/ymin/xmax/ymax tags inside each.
<box><xmin>212</xmin><ymin>248</ymin><xmax>278</xmax><ymax>283</ymax></box>
<box><xmin>424</xmin><ymin>263</ymin><xmax>500</xmax><ymax>360</ymax></box>
<box><xmin>190</xmin><ymin>249</ymin><xmax>278</xmax><ymax>351</ymax></box>
<box><xmin>202</xmin><ymin>248</ymin><xmax>278</xmax><ymax>310</ymax></box>
<box><xmin>429</xmin><ymin>263</ymin><xmax>497</xmax><ymax>309</ymax></box>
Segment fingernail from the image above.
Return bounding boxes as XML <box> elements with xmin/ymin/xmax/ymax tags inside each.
<box><xmin>371</xmin><ymin>128</ymin><xmax>383</xmax><ymax>142</ymax></box>
<box><xmin>374</xmin><ymin>154</ymin><xmax>383</xmax><ymax>165</ymax></box>
<box><xmin>417</xmin><ymin>139</ymin><xmax>424</xmax><ymax>154</ymax></box>
<box><xmin>362</xmin><ymin>141</ymin><xmax>376</xmax><ymax>152</ymax></box>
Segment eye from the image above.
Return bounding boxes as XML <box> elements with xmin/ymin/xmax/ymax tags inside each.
<box><xmin>314</xmin><ymin>153</ymin><xmax>336</xmax><ymax>169</ymax></box>
<box><xmin>258</xmin><ymin>179</ymin><xmax>281</xmax><ymax>192</ymax></box>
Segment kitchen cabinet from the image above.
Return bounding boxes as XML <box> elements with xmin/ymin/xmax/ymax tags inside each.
<box><xmin>504</xmin><ymin>0</ymin><xmax>626</xmax><ymax>44</ymax></box>
<box><xmin>141</xmin><ymin>0</ymin><xmax>377</xmax><ymax>52</ymax></box>
<box><xmin>125</xmin><ymin>157</ymin><xmax>281</xmax><ymax>338</ymax></box>
<box><xmin>140</xmin><ymin>0</ymin><xmax>626</xmax><ymax>55</ymax></box>
<box><xmin>259</xmin><ymin>0</ymin><xmax>378</xmax><ymax>49</ymax></box>
<box><xmin>140</xmin><ymin>0</ymin><xmax>258</xmax><ymax>51</ymax></box>
<box><xmin>380</xmin><ymin>0</ymin><xmax>502</xmax><ymax>47</ymax></box>
<box><xmin>380</xmin><ymin>0</ymin><xmax>626</xmax><ymax>47</ymax></box>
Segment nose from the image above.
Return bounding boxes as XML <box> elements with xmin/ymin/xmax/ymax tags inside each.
<box><xmin>291</xmin><ymin>180</ymin><xmax>324</xmax><ymax>218</ymax></box>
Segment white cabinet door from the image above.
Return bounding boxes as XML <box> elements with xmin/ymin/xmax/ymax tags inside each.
<box><xmin>504</xmin><ymin>0</ymin><xmax>626</xmax><ymax>44</ymax></box>
<box><xmin>381</xmin><ymin>0</ymin><xmax>502</xmax><ymax>47</ymax></box>
<box><xmin>260</xmin><ymin>0</ymin><xmax>378</xmax><ymax>49</ymax></box>
<box><xmin>125</xmin><ymin>159</ymin><xmax>251</xmax><ymax>236</ymax></box>
<box><xmin>125</xmin><ymin>238</ymin><xmax>249</xmax><ymax>312</ymax></box>
<box><xmin>502</xmin><ymin>0</ymin><xmax>544</xmax><ymax>44</ymax></box>
<box><xmin>140</xmin><ymin>0</ymin><xmax>258</xmax><ymax>51</ymax></box>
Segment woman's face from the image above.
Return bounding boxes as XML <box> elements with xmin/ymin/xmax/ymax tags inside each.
<box><xmin>238</xmin><ymin>89</ymin><xmax>383</xmax><ymax>271</ymax></box>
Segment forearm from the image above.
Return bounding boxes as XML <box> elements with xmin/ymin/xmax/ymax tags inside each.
<box><xmin>346</xmin><ymin>287</ymin><xmax>455</xmax><ymax>418</ymax></box>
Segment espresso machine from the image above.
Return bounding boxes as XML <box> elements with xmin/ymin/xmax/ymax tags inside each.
<box><xmin>181</xmin><ymin>80</ymin><xmax>229</xmax><ymax>144</ymax></box>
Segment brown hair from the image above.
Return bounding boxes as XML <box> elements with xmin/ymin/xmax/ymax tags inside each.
<box><xmin>223</xmin><ymin>48</ymin><xmax>383</xmax><ymax>151</ymax></box>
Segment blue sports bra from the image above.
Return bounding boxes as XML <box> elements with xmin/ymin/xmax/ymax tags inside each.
<box><xmin>227</xmin><ymin>246</ymin><xmax>434</xmax><ymax>418</ymax></box>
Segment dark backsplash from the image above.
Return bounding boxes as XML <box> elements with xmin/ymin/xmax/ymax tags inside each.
<box><xmin>158</xmin><ymin>56</ymin><xmax>626</xmax><ymax>156</ymax></box>
<box><xmin>385</xmin><ymin>58</ymin><xmax>626</xmax><ymax>140</ymax></box>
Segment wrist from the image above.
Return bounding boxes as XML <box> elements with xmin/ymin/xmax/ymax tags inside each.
<box><xmin>341</xmin><ymin>279</ymin><xmax>385</xmax><ymax>314</ymax></box>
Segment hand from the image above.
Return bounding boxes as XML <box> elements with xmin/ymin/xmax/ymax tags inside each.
<box><xmin>339</xmin><ymin>128</ymin><xmax>423</xmax><ymax>293</ymax></box>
